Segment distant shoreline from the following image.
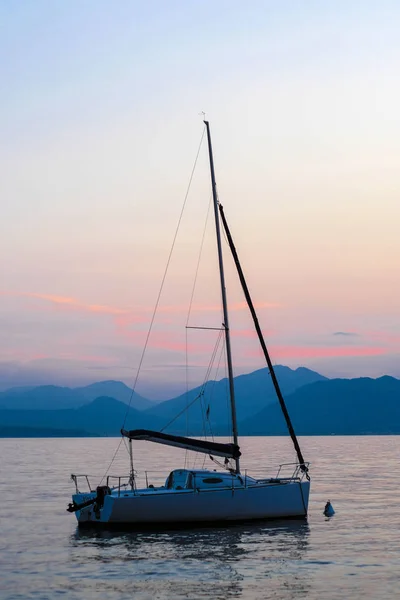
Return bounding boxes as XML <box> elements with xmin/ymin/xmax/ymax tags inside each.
<box><xmin>1</xmin><ymin>431</ymin><xmax>398</xmax><ymax>439</ymax></box>
<box><xmin>0</xmin><ymin>427</ymin><xmax>99</xmax><ymax>438</ymax></box>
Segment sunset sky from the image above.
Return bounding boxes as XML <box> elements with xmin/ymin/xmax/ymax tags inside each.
<box><xmin>1</xmin><ymin>1</ymin><xmax>399</xmax><ymax>398</ymax></box>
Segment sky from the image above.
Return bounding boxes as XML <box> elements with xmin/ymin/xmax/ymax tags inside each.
<box><xmin>1</xmin><ymin>1</ymin><xmax>400</xmax><ymax>399</ymax></box>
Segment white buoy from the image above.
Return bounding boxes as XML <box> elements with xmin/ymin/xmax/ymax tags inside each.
<box><xmin>323</xmin><ymin>500</ymin><xmax>335</xmax><ymax>517</ymax></box>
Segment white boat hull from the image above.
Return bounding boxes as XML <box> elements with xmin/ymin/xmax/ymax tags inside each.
<box><xmin>73</xmin><ymin>479</ymin><xmax>310</xmax><ymax>527</ymax></box>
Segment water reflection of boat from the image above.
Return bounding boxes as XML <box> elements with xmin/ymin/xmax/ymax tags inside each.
<box><xmin>71</xmin><ymin>521</ymin><xmax>311</xmax><ymax>598</ymax></box>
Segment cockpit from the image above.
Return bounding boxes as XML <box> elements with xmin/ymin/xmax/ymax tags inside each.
<box><xmin>164</xmin><ymin>469</ymin><xmax>252</xmax><ymax>491</ymax></box>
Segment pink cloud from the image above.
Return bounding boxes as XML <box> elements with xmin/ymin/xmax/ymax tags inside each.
<box><xmin>82</xmin><ymin>304</ymin><xmax>128</xmax><ymax>316</ymax></box>
<box><xmin>229</xmin><ymin>301</ymin><xmax>280</xmax><ymax>311</ymax></box>
<box><xmin>231</xmin><ymin>328</ymin><xmax>275</xmax><ymax>339</ymax></box>
<box><xmin>0</xmin><ymin>348</ymin><xmax>35</xmax><ymax>361</ymax></box>
<box><xmin>0</xmin><ymin>291</ymin><xmax>281</xmax><ymax>361</ymax></box>
<box><xmin>0</xmin><ymin>349</ymin><xmax>52</xmax><ymax>364</ymax></box>
<box><xmin>0</xmin><ymin>290</ymin><xmax>146</xmax><ymax>322</ymax></box>
<box><xmin>29</xmin><ymin>353</ymin><xmax>50</xmax><ymax>360</ymax></box>
<box><xmin>26</xmin><ymin>293</ymin><xmax>76</xmax><ymax>305</ymax></box>
<box><xmin>29</xmin><ymin>293</ymin><xmax>130</xmax><ymax>317</ymax></box>
<box><xmin>232</xmin><ymin>329</ymin><xmax>258</xmax><ymax>339</ymax></box>
<box><xmin>117</xmin><ymin>328</ymin><xmax>214</xmax><ymax>354</ymax></box>
<box><xmin>1</xmin><ymin>290</ymin><xmax>277</xmax><ymax>320</ymax></box>
<box><xmin>148</xmin><ymin>332</ymin><xmax>196</xmax><ymax>353</ymax></box>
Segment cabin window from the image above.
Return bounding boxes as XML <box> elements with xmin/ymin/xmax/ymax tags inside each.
<box><xmin>202</xmin><ymin>477</ymin><xmax>223</xmax><ymax>484</ymax></box>
<box><xmin>166</xmin><ymin>470</ymin><xmax>193</xmax><ymax>489</ymax></box>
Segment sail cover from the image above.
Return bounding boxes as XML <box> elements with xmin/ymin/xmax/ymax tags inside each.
<box><xmin>121</xmin><ymin>429</ymin><xmax>241</xmax><ymax>459</ymax></box>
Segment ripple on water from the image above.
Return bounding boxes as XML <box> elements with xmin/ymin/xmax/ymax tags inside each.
<box><xmin>1</xmin><ymin>436</ymin><xmax>399</xmax><ymax>599</ymax></box>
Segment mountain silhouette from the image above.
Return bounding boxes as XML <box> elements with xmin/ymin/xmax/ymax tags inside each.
<box><xmin>0</xmin><ymin>381</ymin><xmax>153</xmax><ymax>411</ymax></box>
<box><xmin>240</xmin><ymin>376</ymin><xmax>400</xmax><ymax>435</ymax></box>
<box><xmin>145</xmin><ymin>366</ymin><xmax>327</xmax><ymax>435</ymax></box>
<box><xmin>74</xmin><ymin>380</ymin><xmax>153</xmax><ymax>410</ymax></box>
<box><xmin>1</xmin><ymin>368</ymin><xmax>400</xmax><ymax>437</ymax></box>
<box><xmin>0</xmin><ymin>396</ymin><xmax>164</xmax><ymax>436</ymax></box>
<box><xmin>0</xmin><ymin>385</ymin><xmax>85</xmax><ymax>410</ymax></box>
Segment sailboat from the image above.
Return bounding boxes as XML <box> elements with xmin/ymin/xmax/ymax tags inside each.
<box><xmin>67</xmin><ymin>121</ymin><xmax>310</xmax><ymax>527</ymax></box>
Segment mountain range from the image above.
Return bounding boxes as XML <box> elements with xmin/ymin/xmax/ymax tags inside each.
<box><xmin>0</xmin><ymin>366</ymin><xmax>399</xmax><ymax>436</ymax></box>
<box><xmin>0</xmin><ymin>380</ymin><xmax>152</xmax><ymax>411</ymax></box>
<box><xmin>0</xmin><ymin>396</ymin><xmax>164</xmax><ymax>436</ymax></box>
<box><xmin>143</xmin><ymin>366</ymin><xmax>327</xmax><ymax>433</ymax></box>
<box><xmin>242</xmin><ymin>375</ymin><xmax>400</xmax><ymax>435</ymax></box>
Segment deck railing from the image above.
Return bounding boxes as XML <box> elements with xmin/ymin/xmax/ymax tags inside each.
<box><xmin>248</xmin><ymin>461</ymin><xmax>310</xmax><ymax>483</ymax></box>
<box><xmin>71</xmin><ymin>473</ymin><xmax>133</xmax><ymax>495</ymax></box>
<box><xmin>71</xmin><ymin>462</ymin><xmax>310</xmax><ymax>494</ymax></box>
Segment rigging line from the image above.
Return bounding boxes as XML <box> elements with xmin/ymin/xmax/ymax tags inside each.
<box><xmin>208</xmin><ymin>454</ymin><xmax>229</xmax><ymax>471</ymax></box>
<box><xmin>161</xmin><ymin>329</ymin><xmax>223</xmax><ymax>456</ymax></box>
<box><xmin>199</xmin><ymin>389</ymin><xmax>209</xmax><ymax>440</ymax></box>
<box><xmin>207</xmin><ymin>332</ymin><xmax>226</xmax><ymax>443</ymax></box>
<box><xmin>202</xmin><ymin>331</ymin><xmax>224</xmax><ymax>444</ymax></box>
<box><xmin>199</xmin><ymin>329</ymin><xmax>224</xmax><ymax>439</ymax></box>
<box><xmin>99</xmin><ymin>438</ymin><xmax>124</xmax><ymax>486</ymax></box>
<box><xmin>160</xmin><ymin>329</ymin><xmax>221</xmax><ymax>434</ymax></box>
<box><xmin>121</xmin><ymin>125</ymin><xmax>206</xmax><ymax>430</ymax></box>
<box><xmin>159</xmin><ymin>390</ymin><xmax>204</xmax><ymax>433</ymax></box>
<box><xmin>201</xmin><ymin>453</ymin><xmax>207</xmax><ymax>469</ymax></box>
<box><xmin>185</xmin><ymin>193</ymin><xmax>213</xmax><ymax>327</ymax></box>
<box><xmin>184</xmin><ymin>193</ymin><xmax>211</xmax><ymax>466</ymax></box>
<box><xmin>122</xmin><ymin>435</ymin><xmax>130</xmax><ymax>456</ymax></box>
<box><xmin>201</xmin><ymin>329</ymin><xmax>224</xmax><ymax>388</ymax></box>
<box><xmin>222</xmin><ymin>342</ymin><xmax>232</xmax><ymax>444</ymax></box>
<box><xmin>162</xmin><ymin>329</ymin><xmax>223</xmax><ymax>437</ymax></box>
<box><xmin>100</xmin><ymin>431</ymin><xmax>136</xmax><ymax>487</ymax></box>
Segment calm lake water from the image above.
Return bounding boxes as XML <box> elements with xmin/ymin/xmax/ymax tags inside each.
<box><xmin>1</xmin><ymin>436</ymin><xmax>399</xmax><ymax>599</ymax></box>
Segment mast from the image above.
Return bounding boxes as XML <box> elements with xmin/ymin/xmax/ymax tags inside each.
<box><xmin>204</xmin><ymin>120</ymin><xmax>240</xmax><ymax>474</ymax></box>
<box><xmin>218</xmin><ymin>203</ymin><xmax>309</xmax><ymax>475</ymax></box>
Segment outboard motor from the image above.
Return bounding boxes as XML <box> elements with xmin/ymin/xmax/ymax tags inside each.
<box><xmin>93</xmin><ymin>485</ymin><xmax>111</xmax><ymax>519</ymax></box>
<box><xmin>95</xmin><ymin>485</ymin><xmax>111</xmax><ymax>509</ymax></box>
<box><xmin>67</xmin><ymin>485</ymin><xmax>111</xmax><ymax>514</ymax></box>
